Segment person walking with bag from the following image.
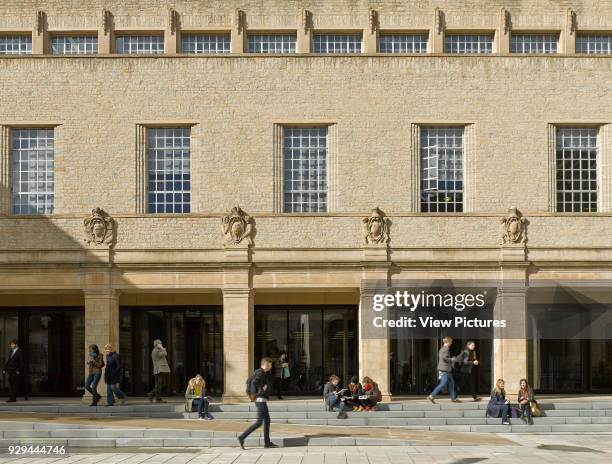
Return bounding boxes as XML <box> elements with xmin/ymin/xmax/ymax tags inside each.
<box><xmin>103</xmin><ymin>344</ymin><xmax>126</xmax><ymax>406</ymax></box>
<box><xmin>427</xmin><ymin>336</ymin><xmax>460</xmax><ymax>404</ymax></box>
<box><xmin>455</xmin><ymin>341</ymin><xmax>480</xmax><ymax>401</ymax></box>
<box><xmin>85</xmin><ymin>344</ymin><xmax>104</xmax><ymax>406</ymax></box>
<box><xmin>2</xmin><ymin>339</ymin><xmax>23</xmax><ymax>403</ymax></box>
<box><xmin>148</xmin><ymin>339</ymin><xmax>171</xmax><ymax>403</ymax></box>
<box><xmin>238</xmin><ymin>357</ymin><xmax>277</xmax><ymax>449</ymax></box>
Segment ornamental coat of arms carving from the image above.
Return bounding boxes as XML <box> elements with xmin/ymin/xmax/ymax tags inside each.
<box><xmin>222</xmin><ymin>206</ymin><xmax>254</xmax><ymax>246</ymax></box>
<box><xmin>362</xmin><ymin>207</ymin><xmax>391</xmax><ymax>245</ymax></box>
<box><xmin>499</xmin><ymin>206</ymin><xmax>527</xmax><ymax>245</ymax></box>
<box><xmin>84</xmin><ymin>207</ymin><xmax>115</xmax><ymax>246</ymax></box>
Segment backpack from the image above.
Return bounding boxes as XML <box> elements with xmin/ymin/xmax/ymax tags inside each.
<box><xmin>245</xmin><ymin>370</ymin><xmax>259</xmax><ymax>401</ymax></box>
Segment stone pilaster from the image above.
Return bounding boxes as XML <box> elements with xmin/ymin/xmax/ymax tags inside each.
<box><xmin>431</xmin><ymin>7</ymin><xmax>445</xmax><ymax>53</ymax></box>
<box><xmin>363</xmin><ymin>8</ymin><xmax>378</xmax><ymax>53</ymax></box>
<box><xmin>231</xmin><ymin>8</ymin><xmax>245</xmax><ymax>53</ymax></box>
<box><xmin>0</xmin><ymin>126</ymin><xmax>10</xmax><ymax>215</ymax></box>
<box><xmin>563</xmin><ymin>8</ymin><xmax>577</xmax><ymax>54</ymax></box>
<box><xmin>360</xmin><ymin>242</ymin><xmax>391</xmax><ymax>401</ymax></box>
<box><xmin>32</xmin><ymin>10</ymin><xmax>47</xmax><ymax>54</ymax></box>
<box><xmin>498</xmin><ymin>7</ymin><xmax>511</xmax><ymax>54</ymax></box>
<box><xmin>165</xmin><ymin>8</ymin><xmax>179</xmax><ymax>54</ymax></box>
<box><xmin>222</xmin><ymin>244</ymin><xmax>253</xmax><ymax>402</ymax></box>
<box><xmin>83</xmin><ymin>289</ymin><xmax>119</xmax><ymax>405</ymax></box>
<box><xmin>296</xmin><ymin>9</ymin><xmax>312</xmax><ymax>53</ymax></box>
<box><xmin>99</xmin><ymin>9</ymin><xmax>113</xmax><ymax>54</ymax></box>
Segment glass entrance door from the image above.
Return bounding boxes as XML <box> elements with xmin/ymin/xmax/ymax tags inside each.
<box><xmin>0</xmin><ymin>308</ymin><xmax>84</xmax><ymax>396</ymax></box>
<box><xmin>255</xmin><ymin>306</ymin><xmax>358</xmax><ymax>395</ymax></box>
<box><xmin>120</xmin><ymin>306</ymin><xmax>223</xmax><ymax>396</ymax></box>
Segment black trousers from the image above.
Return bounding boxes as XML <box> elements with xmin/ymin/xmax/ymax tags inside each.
<box><xmin>520</xmin><ymin>402</ymin><xmax>532</xmax><ymax>417</ymax></box>
<box><xmin>239</xmin><ymin>401</ymin><xmax>270</xmax><ymax>445</ymax></box>
<box><xmin>7</xmin><ymin>370</ymin><xmax>20</xmax><ymax>401</ymax></box>
<box><xmin>457</xmin><ymin>371</ymin><xmax>478</xmax><ymax>399</ymax></box>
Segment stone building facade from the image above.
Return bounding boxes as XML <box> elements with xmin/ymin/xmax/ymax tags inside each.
<box><xmin>0</xmin><ymin>0</ymin><xmax>611</xmax><ymax>402</ymax></box>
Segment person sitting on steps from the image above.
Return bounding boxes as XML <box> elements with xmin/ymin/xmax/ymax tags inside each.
<box><xmin>346</xmin><ymin>376</ymin><xmax>364</xmax><ymax>411</ymax></box>
<box><xmin>487</xmin><ymin>378</ymin><xmax>512</xmax><ymax>425</ymax></box>
<box><xmin>518</xmin><ymin>378</ymin><xmax>535</xmax><ymax>425</ymax></box>
<box><xmin>185</xmin><ymin>374</ymin><xmax>213</xmax><ymax>420</ymax></box>
<box><xmin>361</xmin><ymin>376</ymin><xmax>382</xmax><ymax>411</ymax></box>
<box><xmin>323</xmin><ymin>375</ymin><xmax>348</xmax><ymax>419</ymax></box>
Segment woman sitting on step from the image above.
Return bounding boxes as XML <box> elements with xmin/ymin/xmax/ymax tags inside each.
<box><xmin>518</xmin><ymin>378</ymin><xmax>535</xmax><ymax>425</ymax></box>
<box><xmin>486</xmin><ymin>378</ymin><xmax>512</xmax><ymax>425</ymax></box>
<box><xmin>361</xmin><ymin>377</ymin><xmax>382</xmax><ymax>411</ymax></box>
<box><xmin>185</xmin><ymin>375</ymin><xmax>213</xmax><ymax>420</ymax></box>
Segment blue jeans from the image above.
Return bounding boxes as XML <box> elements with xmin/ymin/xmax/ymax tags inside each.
<box><xmin>106</xmin><ymin>383</ymin><xmax>125</xmax><ymax>405</ymax></box>
<box><xmin>85</xmin><ymin>373</ymin><xmax>101</xmax><ymax>397</ymax></box>
<box><xmin>327</xmin><ymin>394</ymin><xmax>346</xmax><ymax>413</ymax></box>
<box><xmin>194</xmin><ymin>397</ymin><xmax>210</xmax><ymax>418</ymax></box>
<box><xmin>431</xmin><ymin>371</ymin><xmax>457</xmax><ymax>400</ymax></box>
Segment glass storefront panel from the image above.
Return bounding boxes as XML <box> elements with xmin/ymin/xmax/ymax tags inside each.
<box><xmin>528</xmin><ymin>303</ymin><xmax>612</xmax><ymax>392</ymax></box>
<box><xmin>391</xmin><ymin>338</ymin><xmax>491</xmax><ymax>395</ymax></box>
<box><xmin>255</xmin><ymin>306</ymin><xmax>358</xmax><ymax>395</ymax></box>
<box><xmin>0</xmin><ymin>312</ymin><xmax>18</xmax><ymax>395</ymax></box>
<box><xmin>0</xmin><ymin>308</ymin><xmax>84</xmax><ymax>396</ymax></box>
<box><xmin>120</xmin><ymin>307</ymin><xmax>223</xmax><ymax>396</ymax></box>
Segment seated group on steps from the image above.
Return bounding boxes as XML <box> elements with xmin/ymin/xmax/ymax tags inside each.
<box><xmin>486</xmin><ymin>378</ymin><xmax>538</xmax><ymax>426</ymax></box>
<box><xmin>323</xmin><ymin>375</ymin><xmax>382</xmax><ymax>419</ymax></box>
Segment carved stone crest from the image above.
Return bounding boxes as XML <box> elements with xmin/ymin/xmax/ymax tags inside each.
<box><xmin>499</xmin><ymin>206</ymin><xmax>527</xmax><ymax>245</ymax></box>
<box><xmin>362</xmin><ymin>207</ymin><xmax>391</xmax><ymax>245</ymax></box>
<box><xmin>222</xmin><ymin>206</ymin><xmax>254</xmax><ymax>246</ymax></box>
<box><xmin>84</xmin><ymin>208</ymin><xmax>115</xmax><ymax>246</ymax></box>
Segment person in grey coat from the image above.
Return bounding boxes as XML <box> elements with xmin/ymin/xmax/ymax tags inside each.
<box><xmin>147</xmin><ymin>339</ymin><xmax>171</xmax><ymax>403</ymax></box>
<box><xmin>427</xmin><ymin>336</ymin><xmax>460</xmax><ymax>404</ymax></box>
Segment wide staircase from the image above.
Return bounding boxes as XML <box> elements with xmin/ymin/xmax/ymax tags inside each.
<box><xmin>0</xmin><ymin>399</ymin><xmax>611</xmax><ymax>448</ymax></box>
<box><xmin>192</xmin><ymin>400</ymin><xmax>612</xmax><ymax>433</ymax></box>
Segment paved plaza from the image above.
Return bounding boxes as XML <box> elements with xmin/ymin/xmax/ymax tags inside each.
<box><xmin>0</xmin><ymin>434</ymin><xmax>610</xmax><ymax>464</ymax></box>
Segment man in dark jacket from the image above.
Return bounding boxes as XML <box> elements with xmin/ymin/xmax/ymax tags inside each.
<box><xmin>455</xmin><ymin>341</ymin><xmax>480</xmax><ymax>401</ymax></box>
<box><xmin>3</xmin><ymin>339</ymin><xmax>23</xmax><ymax>402</ymax></box>
<box><xmin>103</xmin><ymin>344</ymin><xmax>126</xmax><ymax>406</ymax></box>
<box><xmin>427</xmin><ymin>336</ymin><xmax>460</xmax><ymax>404</ymax></box>
<box><xmin>237</xmin><ymin>357</ymin><xmax>277</xmax><ymax>449</ymax></box>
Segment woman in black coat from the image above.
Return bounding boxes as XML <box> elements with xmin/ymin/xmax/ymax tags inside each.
<box><xmin>486</xmin><ymin>378</ymin><xmax>511</xmax><ymax>425</ymax></box>
<box><xmin>103</xmin><ymin>344</ymin><xmax>126</xmax><ymax>406</ymax></box>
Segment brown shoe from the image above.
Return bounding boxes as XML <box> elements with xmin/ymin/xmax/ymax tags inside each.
<box><xmin>427</xmin><ymin>395</ymin><xmax>436</xmax><ymax>404</ymax></box>
<box><xmin>451</xmin><ymin>399</ymin><xmax>462</xmax><ymax>403</ymax></box>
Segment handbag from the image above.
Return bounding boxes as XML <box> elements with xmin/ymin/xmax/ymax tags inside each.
<box><xmin>510</xmin><ymin>406</ymin><xmax>521</xmax><ymax>418</ymax></box>
<box><xmin>530</xmin><ymin>400</ymin><xmax>541</xmax><ymax>417</ymax></box>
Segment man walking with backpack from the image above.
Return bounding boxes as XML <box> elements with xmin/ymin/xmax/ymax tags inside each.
<box><xmin>237</xmin><ymin>357</ymin><xmax>278</xmax><ymax>449</ymax></box>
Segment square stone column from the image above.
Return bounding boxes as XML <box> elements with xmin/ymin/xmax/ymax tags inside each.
<box><xmin>494</xmin><ymin>244</ymin><xmax>529</xmax><ymax>396</ymax></box>
<box><xmin>360</xmin><ymin>244</ymin><xmax>391</xmax><ymax>401</ymax></box>
<box><xmin>83</xmin><ymin>290</ymin><xmax>119</xmax><ymax>405</ymax></box>
<box><xmin>222</xmin><ymin>243</ymin><xmax>253</xmax><ymax>402</ymax></box>
<box><xmin>222</xmin><ymin>287</ymin><xmax>254</xmax><ymax>402</ymax></box>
